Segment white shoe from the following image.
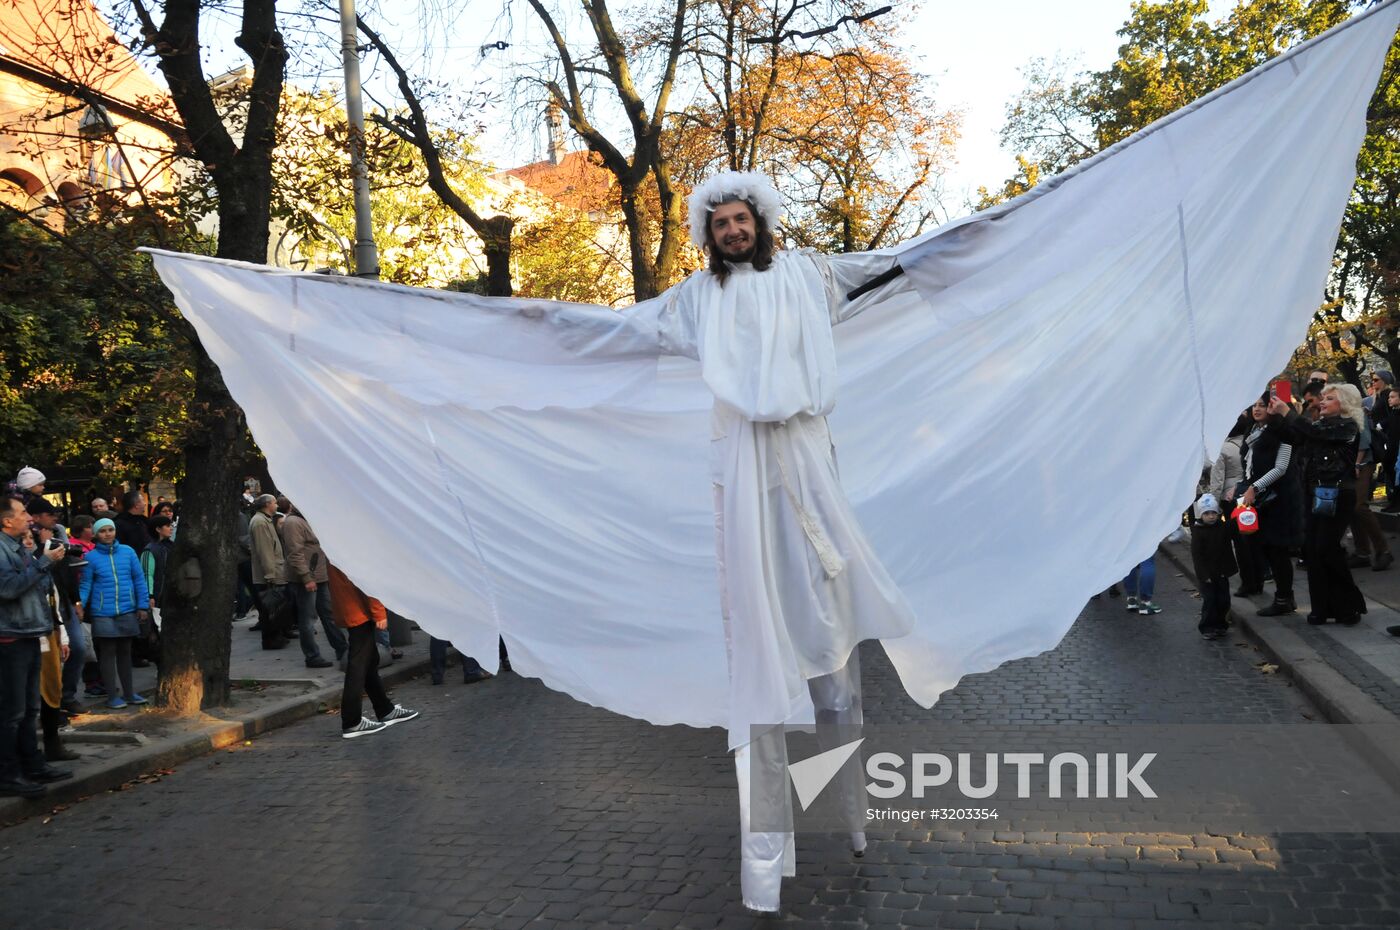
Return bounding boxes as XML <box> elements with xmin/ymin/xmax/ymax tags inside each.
<box><xmin>342</xmin><ymin>718</ymin><xmax>387</xmax><ymax>739</ymax></box>
<box><xmin>378</xmin><ymin>704</ymin><xmax>419</xmax><ymax>727</ymax></box>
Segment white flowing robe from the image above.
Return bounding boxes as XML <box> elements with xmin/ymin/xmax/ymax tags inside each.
<box><xmin>143</xmin><ymin>1</ymin><xmax>1400</xmax><ymax>753</ymax></box>
<box><xmin>658</xmin><ymin>251</ymin><xmax>916</xmax><ymax>746</ymax></box>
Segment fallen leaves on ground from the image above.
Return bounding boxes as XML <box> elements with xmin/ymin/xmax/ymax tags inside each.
<box><xmin>111</xmin><ymin>767</ymin><xmax>176</xmax><ymax>791</ymax></box>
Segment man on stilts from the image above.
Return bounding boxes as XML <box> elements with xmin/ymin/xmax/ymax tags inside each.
<box><xmin>672</xmin><ymin>171</ymin><xmax>914</xmax><ymax>912</ymax></box>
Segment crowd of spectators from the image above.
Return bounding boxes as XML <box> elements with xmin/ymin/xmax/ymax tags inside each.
<box><xmin>1187</xmin><ymin>369</ymin><xmax>1400</xmax><ymax>638</ymax></box>
<box><xmin>0</xmin><ymin>468</ymin><xmax>440</xmax><ymax>796</ymax></box>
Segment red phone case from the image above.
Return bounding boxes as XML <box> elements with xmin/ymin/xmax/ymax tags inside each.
<box><xmin>1272</xmin><ymin>380</ymin><xmax>1292</xmax><ymax>404</ymax></box>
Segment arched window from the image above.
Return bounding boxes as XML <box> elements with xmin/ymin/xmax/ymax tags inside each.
<box><xmin>0</xmin><ymin>168</ymin><xmax>45</xmax><ymax>212</ymax></box>
<box><xmin>56</xmin><ymin>181</ymin><xmax>86</xmax><ymax>219</ymax></box>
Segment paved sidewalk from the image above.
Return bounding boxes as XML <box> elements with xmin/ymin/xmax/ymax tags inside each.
<box><xmin>1160</xmin><ymin>502</ymin><xmax>1400</xmax><ymax>781</ymax></box>
<box><xmin>0</xmin><ymin>609</ymin><xmax>433</xmax><ymax>824</ymax></box>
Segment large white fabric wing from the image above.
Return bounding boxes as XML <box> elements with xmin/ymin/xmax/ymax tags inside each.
<box><xmin>146</xmin><ymin>2</ymin><xmax>1400</xmax><ymax>739</ymax></box>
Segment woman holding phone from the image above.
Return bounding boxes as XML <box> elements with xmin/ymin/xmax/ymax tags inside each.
<box><xmin>1270</xmin><ymin>385</ymin><xmax>1367</xmax><ymax>625</ymax></box>
<box><xmin>1238</xmin><ymin>393</ymin><xmax>1305</xmax><ymax>616</ymax></box>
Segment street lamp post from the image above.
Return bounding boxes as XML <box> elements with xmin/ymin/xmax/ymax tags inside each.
<box><xmin>338</xmin><ymin>0</ymin><xmax>379</xmax><ymax>279</ymax></box>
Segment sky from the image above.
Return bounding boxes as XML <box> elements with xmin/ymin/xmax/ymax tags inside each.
<box><xmin>110</xmin><ymin>0</ymin><xmax>1237</xmax><ymax>208</ymax></box>
<box><xmin>445</xmin><ymin>0</ymin><xmax>1237</xmax><ymax>207</ymax></box>
<box><xmin>453</xmin><ymin>0</ymin><xmax>1161</xmax><ymax>202</ymax></box>
<box><xmin>902</xmin><ymin>0</ymin><xmax>1144</xmax><ymax>201</ymax></box>
<box><xmin>900</xmin><ymin>0</ymin><xmax>1234</xmax><ymax>202</ymax></box>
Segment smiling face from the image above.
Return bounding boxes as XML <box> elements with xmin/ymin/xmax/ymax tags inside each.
<box><xmin>1251</xmin><ymin>399</ymin><xmax>1269</xmax><ymax>422</ymax></box>
<box><xmin>95</xmin><ymin>524</ymin><xmax>116</xmax><ymax>545</ymax></box>
<box><xmin>1319</xmin><ymin>389</ymin><xmax>1343</xmax><ymax>418</ymax></box>
<box><xmin>708</xmin><ymin>201</ymin><xmax>758</xmax><ymax>262</ymax></box>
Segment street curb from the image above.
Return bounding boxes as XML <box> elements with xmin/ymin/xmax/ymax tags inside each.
<box><xmin>0</xmin><ymin>653</ymin><xmax>432</xmax><ymax>826</ymax></box>
<box><xmin>1158</xmin><ymin>542</ymin><xmax>1400</xmax><ymax>788</ymax></box>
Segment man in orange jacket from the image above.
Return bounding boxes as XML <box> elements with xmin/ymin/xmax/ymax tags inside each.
<box><xmin>328</xmin><ymin>563</ymin><xmax>418</xmax><ymax>738</ymax></box>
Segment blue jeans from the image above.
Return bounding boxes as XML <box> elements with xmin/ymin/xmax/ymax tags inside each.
<box><xmin>294</xmin><ymin>583</ymin><xmax>347</xmax><ymax>662</ymax></box>
<box><xmin>1123</xmin><ymin>556</ymin><xmax>1156</xmax><ymax>600</ymax></box>
<box><xmin>60</xmin><ymin>605</ymin><xmax>85</xmax><ymax>702</ymax></box>
<box><xmin>0</xmin><ymin>638</ymin><xmax>43</xmax><ymax>780</ymax></box>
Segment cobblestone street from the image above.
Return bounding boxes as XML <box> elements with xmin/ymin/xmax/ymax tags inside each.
<box><xmin>3</xmin><ymin>574</ymin><xmax>1400</xmax><ymax>929</ymax></box>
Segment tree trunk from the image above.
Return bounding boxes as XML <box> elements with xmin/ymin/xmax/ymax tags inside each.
<box><xmin>155</xmin><ymin>351</ymin><xmax>248</xmax><ymax>712</ymax></box>
<box><xmin>155</xmin><ymin>165</ymin><xmax>268</xmax><ymax>714</ymax></box>
<box><xmin>620</xmin><ymin>190</ymin><xmax>658</xmax><ymax>301</ymax></box>
<box><xmin>481</xmin><ymin>215</ymin><xmax>515</xmax><ymax>298</ymax></box>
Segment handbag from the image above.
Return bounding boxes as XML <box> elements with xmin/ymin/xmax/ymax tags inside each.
<box><xmin>1232</xmin><ymin>504</ymin><xmax>1260</xmax><ymax>535</ymax></box>
<box><xmin>1233</xmin><ymin>480</ymin><xmax>1277</xmax><ymax>507</ymax></box>
<box><xmin>1312</xmin><ymin>484</ymin><xmax>1341</xmax><ymax>517</ymax></box>
<box><xmin>257</xmin><ymin>584</ymin><xmax>297</xmax><ymax>629</ymax></box>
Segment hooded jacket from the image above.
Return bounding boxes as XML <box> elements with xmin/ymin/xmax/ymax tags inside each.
<box><xmin>78</xmin><ymin>539</ymin><xmax>149</xmax><ymax>617</ymax></box>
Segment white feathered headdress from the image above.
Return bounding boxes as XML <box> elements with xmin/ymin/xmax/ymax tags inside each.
<box><xmin>686</xmin><ymin>171</ymin><xmax>783</xmax><ymax>250</ymax></box>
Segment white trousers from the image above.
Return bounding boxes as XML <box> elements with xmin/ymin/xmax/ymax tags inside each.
<box><xmin>734</xmin><ymin>653</ymin><xmax>867</xmax><ymax>912</ymax></box>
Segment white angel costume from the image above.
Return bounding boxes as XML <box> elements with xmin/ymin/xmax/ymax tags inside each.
<box><xmin>660</xmin><ymin>224</ymin><xmax>912</xmax><ymax>907</ymax></box>
<box><xmin>144</xmin><ymin>2</ymin><xmax>1400</xmax><ymax>913</ymax></box>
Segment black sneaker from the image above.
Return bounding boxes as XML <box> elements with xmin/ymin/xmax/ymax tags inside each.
<box><xmin>341</xmin><ymin>718</ymin><xmax>387</xmax><ymax>739</ymax></box>
<box><xmin>305</xmin><ymin>657</ymin><xmax>334</xmax><ymax>669</ymax></box>
<box><xmin>0</xmin><ymin>777</ymin><xmax>46</xmax><ymax>799</ymax></box>
<box><xmin>1256</xmin><ymin>598</ymin><xmax>1297</xmax><ymax>617</ymax></box>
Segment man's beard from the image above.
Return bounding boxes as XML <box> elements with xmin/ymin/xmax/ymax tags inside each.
<box><xmin>714</xmin><ymin>236</ymin><xmax>757</xmax><ymax>262</ymax></box>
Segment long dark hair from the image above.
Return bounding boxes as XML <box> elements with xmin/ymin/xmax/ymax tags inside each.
<box><xmin>705</xmin><ymin>198</ymin><xmax>775</xmax><ymax>285</ymax></box>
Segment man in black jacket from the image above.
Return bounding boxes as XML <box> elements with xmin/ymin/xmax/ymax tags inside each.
<box><xmin>112</xmin><ymin>490</ymin><xmax>152</xmax><ymax>553</ymax></box>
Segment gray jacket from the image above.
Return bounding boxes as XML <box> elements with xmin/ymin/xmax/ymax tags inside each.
<box><xmin>0</xmin><ymin>532</ymin><xmax>56</xmax><ymax>638</ymax></box>
<box><xmin>1208</xmin><ymin>435</ymin><xmax>1245</xmax><ymax>503</ymax></box>
<box><xmin>249</xmin><ymin>510</ymin><xmax>290</xmax><ymax>585</ymax></box>
<box><xmin>280</xmin><ymin>513</ymin><xmax>328</xmax><ymax>585</ymax></box>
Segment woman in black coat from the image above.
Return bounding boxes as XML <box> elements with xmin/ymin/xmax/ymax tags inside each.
<box><xmin>1237</xmin><ymin>395</ymin><xmax>1305</xmax><ymax>615</ymax></box>
<box><xmin>1379</xmin><ymin>387</ymin><xmax>1400</xmax><ymax>513</ymax></box>
<box><xmin>1270</xmin><ymin>387</ymin><xmax>1366</xmax><ymax>625</ymax></box>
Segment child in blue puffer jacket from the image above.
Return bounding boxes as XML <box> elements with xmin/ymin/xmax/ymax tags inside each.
<box><xmin>76</xmin><ymin>518</ymin><xmax>150</xmax><ymax>709</ymax></box>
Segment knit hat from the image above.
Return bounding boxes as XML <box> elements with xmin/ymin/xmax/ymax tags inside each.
<box><xmin>93</xmin><ymin>517</ymin><xmax>115</xmax><ymax>534</ymax></box>
<box><xmin>1194</xmin><ymin>493</ymin><xmax>1221</xmax><ymax>519</ymax></box>
<box><xmin>16</xmin><ymin>467</ymin><xmax>44</xmax><ymax>491</ymax></box>
<box><xmin>1376</xmin><ymin>370</ymin><xmax>1395</xmax><ymax>386</ymax></box>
